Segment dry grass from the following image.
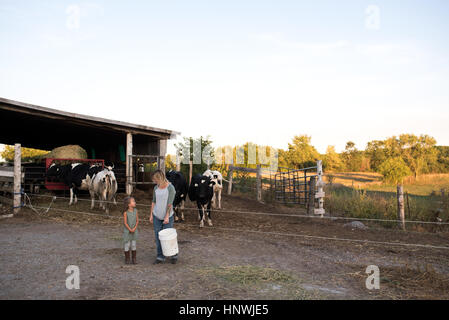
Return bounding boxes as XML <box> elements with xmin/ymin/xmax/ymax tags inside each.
<box><xmin>198</xmin><ymin>265</ymin><xmax>295</xmax><ymax>285</ymax></box>
<box><xmin>326</xmin><ymin>172</ymin><xmax>449</xmax><ymax>196</ymax></box>
<box><xmin>196</xmin><ymin>265</ymin><xmax>322</xmax><ymax>300</ymax></box>
<box><xmin>347</xmin><ymin>264</ymin><xmax>449</xmax><ymax>300</ymax></box>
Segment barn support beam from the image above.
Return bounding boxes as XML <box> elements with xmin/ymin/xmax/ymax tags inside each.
<box><xmin>126</xmin><ymin>133</ymin><xmax>133</xmax><ymax>195</ymax></box>
<box><xmin>158</xmin><ymin>139</ymin><xmax>167</xmax><ymax>172</ymax></box>
<box><xmin>13</xmin><ymin>143</ymin><xmax>21</xmax><ymax>214</ymax></box>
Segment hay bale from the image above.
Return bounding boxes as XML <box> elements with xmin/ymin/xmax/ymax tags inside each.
<box><xmin>45</xmin><ymin>145</ymin><xmax>88</xmax><ymax>159</ymax></box>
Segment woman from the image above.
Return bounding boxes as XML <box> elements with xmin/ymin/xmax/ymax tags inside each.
<box><xmin>150</xmin><ymin>169</ymin><xmax>178</xmax><ymax>264</ymax></box>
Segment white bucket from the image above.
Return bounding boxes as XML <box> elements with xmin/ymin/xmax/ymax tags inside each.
<box><xmin>158</xmin><ymin>228</ymin><xmax>179</xmax><ymax>257</ymax></box>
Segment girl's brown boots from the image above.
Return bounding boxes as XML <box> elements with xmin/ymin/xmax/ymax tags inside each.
<box><xmin>131</xmin><ymin>250</ymin><xmax>137</xmax><ymax>264</ymax></box>
<box><xmin>124</xmin><ymin>251</ymin><xmax>131</xmax><ymax>264</ymax></box>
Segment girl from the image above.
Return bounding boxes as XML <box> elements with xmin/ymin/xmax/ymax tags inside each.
<box><xmin>123</xmin><ymin>196</ymin><xmax>139</xmax><ymax>264</ymax></box>
<box><xmin>150</xmin><ymin>169</ymin><xmax>177</xmax><ymax>264</ymax></box>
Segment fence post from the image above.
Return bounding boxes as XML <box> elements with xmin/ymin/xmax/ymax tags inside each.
<box><xmin>397</xmin><ymin>184</ymin><xmax>405</xmax><ymax>230</ymax></box>
<box><xmin>405</xmin><ymin>191</ymin><xmax>411</xmax><ymax>218</ymax></box>
<box><xmin>442</xmin><ymin>188</ymin><xmax>448</xmax><ymax>213</ymax></box>
<box><xmin>256</xmin><ymin>164</ymin><xmax>262</xmax><ymax>202</ymax></box>
<box><xmin>13</xmin><ymin>143</ymin><xmax>21</xmax><ymax>214</ymax></box>
<box><xmin>315</xmin><ymin>160</ymin><xmax>325</xmax><ymax>216</ymax></box>
<box><xmin>227</xmin><ymin>167</ymin><xmax>233</xmax><ymax>195</ymax></box>
<box><xmin>307</xmin><ymin>176</ymin><xmax>316</xmax><ymax>215</ymax></box>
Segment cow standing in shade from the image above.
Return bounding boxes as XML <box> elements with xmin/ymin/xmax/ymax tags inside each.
<box><xmin>166</xmin><ymin>170</ymin><xmax>188</xmax><ymax>222</ymax></box>
<box><xmin>203</xmin><ymin>169</ymin><xmax>223</xmax><ymax>209</ymax></box>
<box><xmin>46</xmin><ymin>162</ymin><xmax>91</xmax><ymax>205</ymax></box>
<box><xmin>46</xmin><ymin>162</ymin><xmax>117</xmax><ymax>213</ymax></box>
<box><xmin>188</xmin><ymin>174</ymin><xmax>215</xmax><ymax>228</ymax></box>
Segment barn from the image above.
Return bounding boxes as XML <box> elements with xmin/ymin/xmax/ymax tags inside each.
<box><xmin>0</xmin><ymin>97</ymin><xmax>180</xmax><ymax>194</ymax></box>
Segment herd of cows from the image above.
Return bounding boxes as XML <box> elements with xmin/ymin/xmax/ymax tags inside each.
<box><xmin>45</xmin><ymin>162</ymin><xmax>223</xmax><ymax>227</ymax></box>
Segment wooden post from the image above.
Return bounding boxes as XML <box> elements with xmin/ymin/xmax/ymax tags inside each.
<box><xmin>256</xmin><ymin>164</ymin><xmax>262</xmax><ymax>202</ymax></box>
<box><xmin>227</xmin><ymin>167</ymin><xmax>233</xmax><ymax>195</ymax></box>
<box><xmin>189</xmin><ymin>159</ymin><xmax>193</xmax><ymax>184</ymax></box>
<box><xmin>126</xmin><ymin>133</ymin><xmax>133</xmax><ymax>195</ymax></box>
<box><xmin>397</xmin><ymin>184</ymin><xmax>405</xmax><ymax>230</ymax></box>
<box><xmin>442</xmin><ymin>188</ymin><xmax>448</xmax><ymax>212</ymax></box>
<box><xmin>303</xmin><ymin>170</ymin><xmax>307</xmax><ymax>205</ymax></box>
<box><xmin>13</xmin><ymin>143</ymin><xmax>21</xmax><ymax>214</ymax></box>
<box><xmin>406</xmin><ymin>191</ymin><xmax>411</xmax><ymax>218</ymax></box>
<box><xmin>158</xmin><ymin>139</ymin><xmax>167</xmax><ymax>172</ymax></box>
<box><xmin>307</xmin><ymin>176</ymin><xmax>316</xmax><ymax>215</ymax></box>
<box><xmin>315</xmin><ymin>160</ymin><xmax>325</xmax><ymax>216</ymax></box>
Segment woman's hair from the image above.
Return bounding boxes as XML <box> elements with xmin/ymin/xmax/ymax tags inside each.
<box><xmin>151</xmin><ymin>169</ymin><xmax>168</xmax><ymax>184</ymax></box>
<box><xmin>123</xmin><ymin>196</ymin><xmax>134</xmax><ymax>212</ymax></box>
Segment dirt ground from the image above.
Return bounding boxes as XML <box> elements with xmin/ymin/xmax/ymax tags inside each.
<box><xmin>1</xmin><ymin>192</ymin><xmax>449</xmax><ymax>300</ymax></box>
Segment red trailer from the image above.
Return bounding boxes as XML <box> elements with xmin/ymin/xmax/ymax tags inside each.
<box><xmin>45</xmin><ymin>158</ymin><xmax>104</xmax><ymax>190</ymax></box>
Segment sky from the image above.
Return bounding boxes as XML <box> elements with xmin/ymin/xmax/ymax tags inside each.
<box><xmin>1</xmin><ymin>0</ymin><xmax>448</xmax><ymax>156</ymax></box>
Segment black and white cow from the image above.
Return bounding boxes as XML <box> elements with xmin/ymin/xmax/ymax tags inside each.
<box><xmin>166</xmin><ymin>170</ymin><xmax>188</xmax><ymax>222</ymax></box>
<box><xmin>203</xmin><ymin>169</ymin><xmax>223</xmax><ymax>209</ymax></box>
<box><xmin>89</xmin><ymin>168</ymin><xmax>118</xmax><ymax>214</ymax></box>
<box><xmin>188</xmin><ymin>174</ymin><xmax>215</xmax><ymax>228</ymax></box>
<box><xmin>46</xmin><ymin>162</ymin><xmax>117</xmax><ymax>212</ymax></box>
<box><xmin>46</xmin><ymin>162</ymin><xmax>91</xmax><ymax>205</ymax></box>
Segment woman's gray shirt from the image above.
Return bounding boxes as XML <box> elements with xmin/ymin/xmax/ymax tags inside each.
<box><xmin>152</xmin><ymin>183</ymin><xmax>176</xmax><ymax>220</ymax></box>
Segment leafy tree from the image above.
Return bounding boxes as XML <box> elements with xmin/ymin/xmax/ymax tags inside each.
<box><xmin>165</xmin><ymin>154</ymin><xmax>177</xmax><ymax>171</ymax></box>
<box><xmin>341</xmin><ymin>141</ymin><xmax>363</xmax><ymax>171</ymax></box>
<box><xmin>378</xmin><ymin>157</ymin><xmax>412</xmax><ymax>184</ymax></box>
<box><xmin>434</xmin><ymin>146</ymin><xmax>449</xmax><ymax>173</ymax></box>
<box><xmin>323</xmin><ymin>145</ymin><xmax>344</xmax><ymax>172</ymax></box>
<box><xmin>0</xmin><ymin>145</ymin><xmax>49</xmax><ymax>162</ymax></box>
<box><xmin>365</xmin><ymin>140</ymin><xmax>388</xmax><ymax>171</ymax></box>
<box><xmin>396</xmin><ymin>134</ymin><xmax>437</xmax><ymax>177</ymax></box>
<box><xmin>279</xmin><ymin>135</ymin><xmax>320</xmax><ymax>169</ymax></box>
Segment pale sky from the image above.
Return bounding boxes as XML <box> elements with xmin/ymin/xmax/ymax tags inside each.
<box><xmin>1</xmin><ymin>0</ymin><xmax>448</xmax><ymax>155</ymax></box>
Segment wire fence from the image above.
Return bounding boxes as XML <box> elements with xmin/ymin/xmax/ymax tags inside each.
<box><xmin>25</xmin><ymin>193</ymin><xmax>449</xmax><ymax>226</ymax></box>
<box><xmin>23</xmin><ymin>201</ymin><xmax>449</xmax><ymax>251</ymax></box>
<box><xmin>16</xmin><ymin>192</ymin><xmax>449</xmax><ymax>252</ymax></box>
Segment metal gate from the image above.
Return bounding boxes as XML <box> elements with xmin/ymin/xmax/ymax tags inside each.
<box><xmin>274</xmin><ymin>166</ymin><xmax>317</xmax><ymax>205</ymax></box>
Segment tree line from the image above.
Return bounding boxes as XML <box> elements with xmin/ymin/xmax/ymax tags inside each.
<box><xmin>281</xmin><ymin>134</ymin><xmax>449</xmax><ymax>184</ymax></box>
<box><xmin>168</xmin><ymin>134</ymin><xmax>449</xmax><ymax>184</ymax></box>
<box><xmin>3</xmin><ymin>133</ymin><xmax>448</xmax><ymax>184</ymax></box>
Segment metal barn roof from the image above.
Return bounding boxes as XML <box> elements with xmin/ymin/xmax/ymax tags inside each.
<box><xmin>0</xmin><ymin>97</ymin><xmax>180</xmax><ymax>138</ymax></box>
